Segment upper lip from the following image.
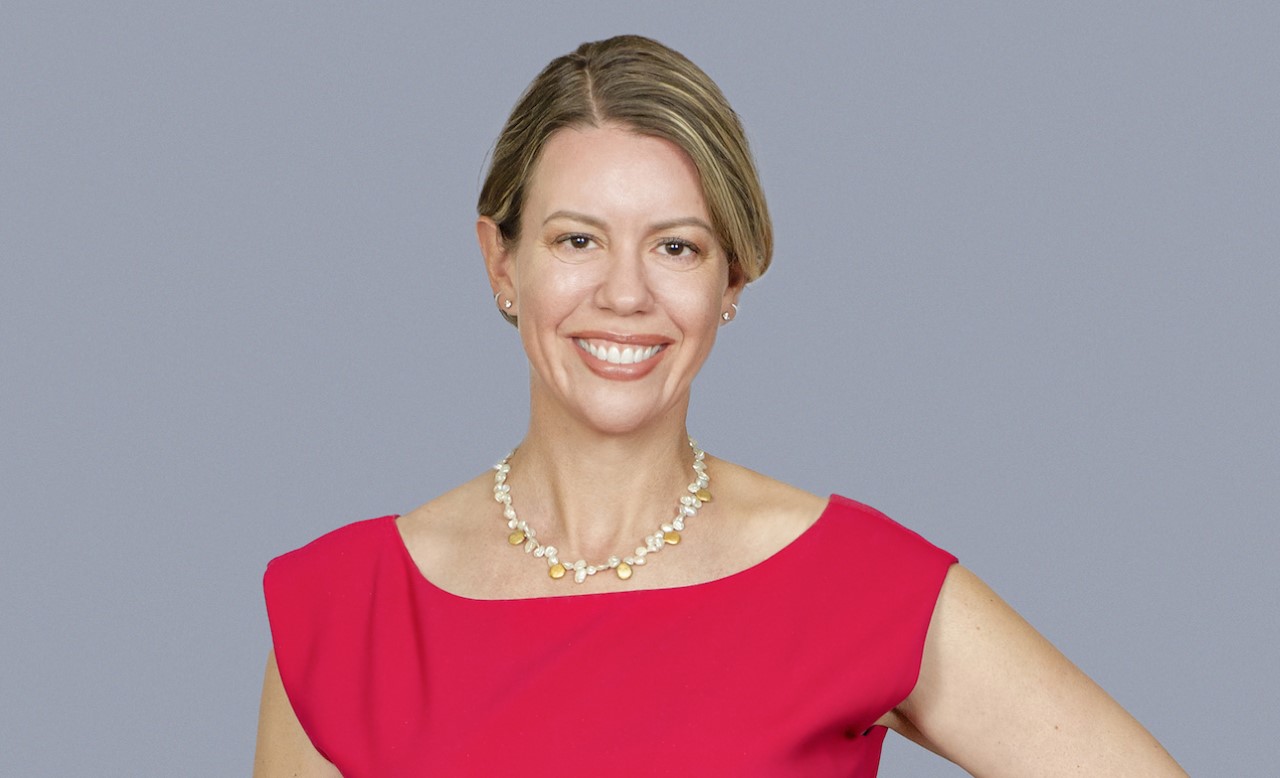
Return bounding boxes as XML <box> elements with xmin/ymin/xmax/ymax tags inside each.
<box><xmin>569</xmin><ymin>331</ymin><xmax>671</xmax><ymax>347</ymax></box>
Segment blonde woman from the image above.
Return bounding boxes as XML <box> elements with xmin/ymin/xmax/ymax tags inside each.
<box><xmin>255</xmin><ymin>35</ymin><xmax>1186</xmax><ymax>777</ymax></box>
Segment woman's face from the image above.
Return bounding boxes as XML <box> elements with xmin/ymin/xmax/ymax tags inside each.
<box><xmin>481</xmin><ymin>123</ymin><xmax>741</xmax><ymax>435</ymax></box>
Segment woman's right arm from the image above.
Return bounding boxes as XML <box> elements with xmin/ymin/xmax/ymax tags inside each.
<box><xmin>253</xmin><ymin>651</ymin><xmax>342</xmax><ymax>777</ymax></box>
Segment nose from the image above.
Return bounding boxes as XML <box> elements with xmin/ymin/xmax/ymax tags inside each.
<box><xmin>593</xmin><ymin>246</ymin><xmax>654</xmax><ymax>315</ymax></box>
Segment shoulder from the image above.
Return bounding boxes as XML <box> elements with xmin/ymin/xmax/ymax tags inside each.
<box><xmin>707</xmin><ymin>456</ymin><xmax>826</xmax><ymax>529</ymax></box>
<box><xmin>396</xmin><ymin>472</ymin><xmax>491</xmax><ymax>542</ymax></box>
<box><xmin>824</xmin><ymin>495</ymin><xmax>956</xmax><ymax>566</ymax></box>
<box><xmin>707</xmin><ymin>456</ymin><xmax>953</xmax><ymax>568</ymax></box>
<box><xmin>262</xmin><ymin>516</ymin><xmax>403</xmax><ymax>650</ymax></box>
<box><xmin>701</xmin><ymin>456</ymin><xmax>829</xmax><ymax>562</ymax></box>
<box><xmin>264</xmin><ymin>516</ymin><xmax>394</xmax><ymax>588</ymax></box>
<box><xmin>393</xmin><ymin>471</ymin><xmax>495</xmax><ymax>582</ymax></box>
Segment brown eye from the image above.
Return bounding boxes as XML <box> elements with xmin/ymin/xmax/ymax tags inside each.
<box><xmin>561</xmin><ymin>234</ymin><xmax>593</xmax><ymax>250</ymax></box>
<box><xmin>661</xmin><ymin>239</ymin><xmax>696</xmax><ymax>257</ymax></box>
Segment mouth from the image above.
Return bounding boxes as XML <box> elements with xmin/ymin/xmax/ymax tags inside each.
<box><xmin>574</xmin><ymin>338</ymin><xmax>667</xmax><ymax>365</ymax></box>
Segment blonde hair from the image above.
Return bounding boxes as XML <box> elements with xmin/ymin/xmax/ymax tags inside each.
<box><xmin>478</xmin><ymin>35</ymin><xmax>772</xmax><ymax>323</ymax></box>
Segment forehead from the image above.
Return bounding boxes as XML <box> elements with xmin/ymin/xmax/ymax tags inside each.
<box><xmin>524</xmin><ymin>124</ymin><xmax>710</xmax><ymax>225</ymax></box>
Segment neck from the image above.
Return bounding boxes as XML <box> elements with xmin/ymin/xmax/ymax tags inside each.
<box><xmin>505</xmin><ymin>412</ymin><xmax>697</xmax><ymax>562</ymax></box>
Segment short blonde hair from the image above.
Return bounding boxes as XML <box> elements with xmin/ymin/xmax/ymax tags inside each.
<box><xmin>478</xmin><ymin>35</ymin><xmax>772</xmax><ymax>321</ymax></box>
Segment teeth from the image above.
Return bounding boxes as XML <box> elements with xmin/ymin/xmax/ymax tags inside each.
<box><xmin>576</xmin><ymin>339</ymin><xmax>664</xmax><ymax>365</ymax></box>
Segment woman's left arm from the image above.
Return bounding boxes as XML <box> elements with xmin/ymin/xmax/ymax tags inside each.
<box><xmin>892</xmin><ymin>565</ymin><xmax>1188</xmax><ymax>777</ymax></box>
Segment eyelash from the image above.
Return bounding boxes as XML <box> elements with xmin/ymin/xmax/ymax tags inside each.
<box><xmin>657</xmin><ymin>237</ymin><xmax>700</xmax><ymax>258</ymax></box>
<box><xmin>560</xmin><ymin>233</ymin><xmax>595</xmax><ymax>250</ymax></box>
<box><xmin>554</xmin><ymin>234</ymin><xmax>701</xmax><ymax>259</ymax></box>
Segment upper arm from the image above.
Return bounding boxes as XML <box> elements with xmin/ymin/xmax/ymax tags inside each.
<box><xmin>253</xmin><ymin>651</ymin><xmax>342</xmax><ymax>778</ymax></box>
<box><xmin>895</xmin><ymin>565</ymin><xmax>1187</xmax><ymax>777</ymax></box>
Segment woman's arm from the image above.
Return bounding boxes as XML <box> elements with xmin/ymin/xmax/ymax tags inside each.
<box><xmin>892</xmin><ymin>565</ymin><xmax>1187</xmax><ymax>777</ymax></box>
<box><xmin>253</xmin><ymin>651</ymin><xmax>342</xmax><ymax>778</ymax></box>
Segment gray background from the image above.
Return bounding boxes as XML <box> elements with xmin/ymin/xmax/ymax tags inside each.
<box><xmin>2</xmin><ymin>2</ymin><xmax>1275</xmax><ymax>775</ymax></box>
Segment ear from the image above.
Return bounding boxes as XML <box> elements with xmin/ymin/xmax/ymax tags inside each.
<box><xmin>477</xmin><ymin>216</ymin><xmax>516</xmax><ymax>311</ymax></box>
<box><xmin>721</xmin><ymin>263</ymin><xmax>746</xmax><ymax>313</ymax></box>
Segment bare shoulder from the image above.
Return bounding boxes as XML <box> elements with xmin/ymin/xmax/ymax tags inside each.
<box><xmin>704</xmin><ymin>455</ymin><xmax>829</xmax><ymax>552</ymax></box>
<box><xmin>395</xmin><ymin>473</ymin><xmax>494</xmax><ymax>567</ymax></box>
<box><xmin>394</xmin><ymin>470</ymin><xmax>509</xmax><ymax>593</ymax></box>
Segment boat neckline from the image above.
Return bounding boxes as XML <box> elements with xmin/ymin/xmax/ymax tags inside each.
<box><xmin>387</xmin><ymin>494</ymin><xmax>840</xmax><ymax>604</ymax></box>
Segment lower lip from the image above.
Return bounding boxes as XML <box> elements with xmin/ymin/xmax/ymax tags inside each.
<box><xmin>574</xmin><ymin>341</ymin><xmax>667</xmax><ymax>380</ymax></box>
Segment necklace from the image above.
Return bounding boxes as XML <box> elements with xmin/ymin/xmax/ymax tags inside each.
<box><xmin>493</xmin><ymin>437</ymin><xmax>712</xmax><ymax>584</ymax></box>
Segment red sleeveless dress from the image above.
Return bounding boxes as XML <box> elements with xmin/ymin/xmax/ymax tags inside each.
<box><xmin>264</xmin><ymin>495</ymin><xmax>956</xmax><ymax>776</ymax></box>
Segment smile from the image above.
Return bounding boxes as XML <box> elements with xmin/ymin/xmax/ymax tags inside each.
<box><xmin>575</xmin><ymin>338</ymin><xmax>666</xmax><ymax>365</ymax></box>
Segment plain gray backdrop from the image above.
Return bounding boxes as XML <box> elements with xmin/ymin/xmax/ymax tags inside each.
<box><xmin>2</xmin><ymin>2</ymin><xmax>1276</xmax><ymax>775</ymax></box>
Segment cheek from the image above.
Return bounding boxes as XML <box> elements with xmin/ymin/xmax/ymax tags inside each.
<box><xmin>663</xmin><ymin>265</ymin><xmax>729</xmax><ymax>318</ymax></box>
<box><xmin>517</xmin><ymin>263</ymin><xmax>593</xmax><ymax>327</ymax></box>
<box><xmin>659</xmin><ymin>283</ymin><xmax>724</xmax><ymax>335</ymax></box>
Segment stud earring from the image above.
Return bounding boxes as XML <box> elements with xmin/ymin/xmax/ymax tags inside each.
<box><xmin>495</xmin><ymin>292</ymin><xmax>513</xmax><ymax>310</ymax></box>
<box><xmin>721</xmin><ymin>311</ymin><xmax>731</xmax><ymax>321</ymax></box>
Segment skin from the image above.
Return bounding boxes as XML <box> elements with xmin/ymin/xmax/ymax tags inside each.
<box><xmin>254</xmin><ymin>124</ymin><xmax>1187</xmax><ymax>776</ymax></box>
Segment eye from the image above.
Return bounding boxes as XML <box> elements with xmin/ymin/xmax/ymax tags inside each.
<box><xmin>658</xmin><ymin>238</ymin><xmax>699</xmax><ymax>259</ymax></box>
<box><xmin>558</xmin><ymin>233</ymin><xmax>595</xmax><ymax>250</ymax></box>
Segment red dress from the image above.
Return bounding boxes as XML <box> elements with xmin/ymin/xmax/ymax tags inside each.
<box><xmin>264</xmin><ymin>495</ymin><xmax>956</xmax><ymax>777</ymax></box>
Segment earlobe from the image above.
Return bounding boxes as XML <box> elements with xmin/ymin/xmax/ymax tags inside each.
<box><xmin>721</xmin><ymin>274</ymin><xmax>744</xmax><ymax>324</ymax></box>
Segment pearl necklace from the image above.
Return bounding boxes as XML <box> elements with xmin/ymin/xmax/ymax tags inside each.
<box><xmin>493</xmin><ymin>437</ymin><xmax>712</xmax><ymax>583</ymax></box>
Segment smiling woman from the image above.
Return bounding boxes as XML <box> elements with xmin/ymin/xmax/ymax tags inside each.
<box><xmin>480</xmin><ymin>125</ymin><xmax>737</xmax><ymax>434</ymax></box>
<box><xmin>478</xmin><ymin>34</ymin><xmax>772</xmax><ymax>329</ymax></box>
<box><xmin>253</xmin><ymin>35</ymin><xmax>1188</xmax><ymax>777</ymax></box>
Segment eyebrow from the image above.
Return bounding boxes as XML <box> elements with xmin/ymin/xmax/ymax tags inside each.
<box><xmin>543</xmin><ymin>210</ymin><xmax>714</xmax><ymax>234</ymax></box>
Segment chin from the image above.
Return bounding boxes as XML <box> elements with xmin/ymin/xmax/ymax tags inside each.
<box><xmin>577</xmin><ymin>405</ymin><xmax>665</xmax><ymax>436</ymax></box>
<box><xmin>562</xmin><ymin>387</ymin><xmax>681</xmax><ymax>437</ymax></box>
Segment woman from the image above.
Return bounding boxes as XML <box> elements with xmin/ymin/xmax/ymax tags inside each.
<box><xmin>255</xmin><ymin>35</ymin><xmax>1186</xmax><ymax>776</ymax></box>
